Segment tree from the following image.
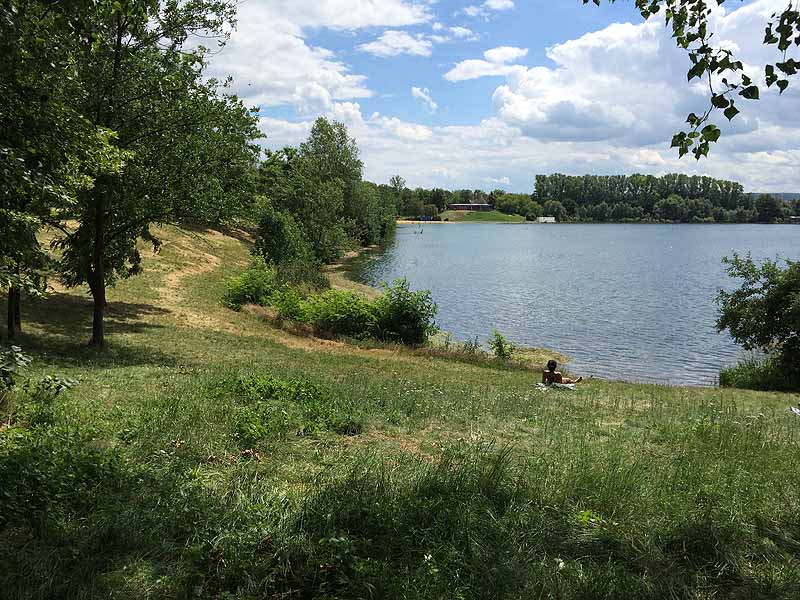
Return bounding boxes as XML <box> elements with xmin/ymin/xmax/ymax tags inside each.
<box><xmin>755</xmin><ymin>194</ymin><xmax>787</xmax><ymax>223</ymax></box>
<box><xmin>717</xmin><ymin>254</ymin><xmax>800</xmax><ymax>381</ymax></box>
<box><xmin>254</xmin><ymin>199</ymin><xmax>314</xmax><ymax>266</ymax></box>
<box><xmin>54</xmin><ymin>0</ymin><xmax>260</xmax><ymax>347</ymax></box>
<box><xmin>390</xmin><ymin>174</ymin><xmax>406</xmax><ymax>210</ymax></box>
<box><xmin>1</xmin><ymin>0</ymin><xmax>133</xmax><ymax>339</ymax></box>
<box><xmin>261</xmin><ymin>118</ymin><xmax>362</xmax><ymax>262</ymax></box>
<box><xmin>587</xmin><ymin>0</ymin><xmax>798</xmax><ymax>158</ymax></box>
<box><xmin>542</xmin><ymin>200</ymin><xmax>568</xmax><ymax>222</ymax></box>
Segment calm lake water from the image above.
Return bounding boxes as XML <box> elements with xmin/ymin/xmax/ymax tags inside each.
<box><xmin>354</xmin><ymin>223</ymin><xmax>800</xmax><ymax>385</ymax></box>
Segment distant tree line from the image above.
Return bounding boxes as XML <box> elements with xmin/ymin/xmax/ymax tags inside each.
<box><xmin>385</xmin><ymin>172</ymin><xmax>798</xmax><ymax>224</ymax></box>
<box><xmin>533</xmin><ymin>174</ymin><xmax>797</xmax><ymax>223</ymax></box>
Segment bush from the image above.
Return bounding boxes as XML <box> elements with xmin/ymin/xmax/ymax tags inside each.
<box><xmin>1</xmin><ymin>345</ymin><xmax>31</xmax><ymax>395</ymax></box>
<box><xmin>717</xmin><ymin>254</ymin><xmax>800</xmax><ymax>388</ymax></box>
<box><xmin>305</xmin><ymin>290</ymin><xmax>377</xmax><ymax>339</ymax></box>
<box><xmin>719</xmin><ymin>354</ymin><xmax>800</xmax><ymax>392</ymax></box>
<box><xmin>270</xmin><ymin>287</ymin><xmax>308</xmax><ymax>322</ymax></box>
<box><xmin>462</xmin><ymin>336</ymin><xmax>484</xmax><ymax>357</ymax></box>
<box><xmin>489</xmin><ymin>330</ymin><xmax>515</xmax><ymax>361</ymax></box>
<box><xmin>275</xmin><ymin>259</ymin><xmax>329</xmax><ymax>292</ymax></box>
<box><xmin>254</xmin><ymin>202</ymin><xmax>315</xmax><ymax>266</ymax></box>
<box><xmin>373</xmin><ymin>279</ymin><xmax>438</xmax><ymax>346</ymax></box>
<box><xmin>223</xmin><ymin>271</ymin><xmax>438</xmax><ymax>348</ymax></box>
<box><xmin>223</xmin><ymin>259</ymin><xmax>278</xmax><ymax>310</ymax></box>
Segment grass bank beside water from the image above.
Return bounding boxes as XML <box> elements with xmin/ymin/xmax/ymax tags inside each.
<box><xmin>400</xmin><ymin>210</ymin><xmax>527</xmax><ymax>224</ymax></box>
<box><xmin>1</xmin><ymin>226</ymin><xmax>799</xmax><ymax>599</ymax></box>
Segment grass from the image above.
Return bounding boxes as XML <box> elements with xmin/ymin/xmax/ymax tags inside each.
<box><xmin>2</xmin><ymin>225</ymin><xmax>800</xmax><ymax>599</ymax></box>
<box><xmin>439</xmin><ymin>210</ymin><xmax>526</xmax><ymax>223</ymax></box>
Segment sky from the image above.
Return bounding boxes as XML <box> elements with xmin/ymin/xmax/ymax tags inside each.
<box><xmin>204</xmin><ymin>0</ymin><xmax>799</xmax><ymax>193</ymax></box>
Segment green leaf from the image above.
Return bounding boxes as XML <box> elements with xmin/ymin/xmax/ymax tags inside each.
<box><xmin>670</xmin><ymin>133</ymin><xmax>686</xmax><ymax>148</ymax></box>
<box><xmin>687</xmin><ymin>60</ymin><xmax>707</xmax><ymax>81</ymax></box>
<box><xmin>723</xmin><ymin>104</ymin><xmax>740</xmax><ymax>121</ymax></box>
<box><xmin>739</xmin><ymin>86</ymin><xmax>760</xmax><ymax>100</ymax></box>
<box><xmin>701</xmin><ymin>124</ymin><xmax>721</xmax><ymax>143</ymax></box>
<box><xmin>711</xmin><ymin>94</ymin><xmax>729</xmax><ymax>109</ymax></box>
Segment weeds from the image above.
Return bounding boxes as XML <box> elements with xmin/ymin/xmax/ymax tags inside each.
<box><xmin>489</xmin><ymin>330</ymin><xmax>516</xmax><ymax>361</ymax></box>
<box><xmin>215</xmin><ymin>373</ymin><xmax>364</xmax><ymax>447</ymax></box>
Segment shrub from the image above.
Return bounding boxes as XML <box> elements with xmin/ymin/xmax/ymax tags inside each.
<box><xmin>489</xmin><ymin>330</ymin><xmax>515</xmax><ymax>361</ymax></box>
<box><xmin>305</xmin><ymin>290</ymin><xmax>377</xmax><ymax>339</ymax></box>
<box><xmin>719</xmin><ymin>354</ymin><xmax>799</xmax><ymax>392</ymax></box>
<box><xmin>254</xmin><ymin>202</ymin><xmax>314</xmax><ymax>266</ymax></box>
<box><xmin>270</xmin><ymin>287</ymin><xmax>309</xmax><ymax>322</ymax></box>
<box><xmin>373</xmin><ymin>279</ymin><xmax>438</xmax><ymax>346</ymax></box>
<box><xmin>717</xmin><ymin>254</ymin><xmax>800</xmax><ymax>388</ymax></box>
<box><xmin>275</xmin><ymin>259</ymin><xmax>329</xmax><ymax>292</ymax></box>
<box><xmin>462</xmin><ymin>336</ymin><xmax>483</xmax><ymax>357</ymax></box>
<box><xmin>1</xmin><ymin>345</ymin><xmax>31</xmax><ymax>393</ymax></box>
<box><xmin>223</xmin><ymin>259</ymin><xmax>278</xmax><ymax>310</ymax></box>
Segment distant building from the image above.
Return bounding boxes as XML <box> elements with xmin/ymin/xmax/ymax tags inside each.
<box><xmin>536</xmin><ymin>216</ymin><xmax>557</xmax><ymax>223</ymax></box>
<box><xmin>447</xmin><ymin>203</ymin><xmax>493</xmax><ymax>211</ymax></box>
<box><xmin>790</xmin><ymin>216</ymin><xmax>800</xmax><ymax>224</ymax></box>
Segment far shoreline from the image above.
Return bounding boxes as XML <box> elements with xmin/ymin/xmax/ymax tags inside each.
<box><xmin>396</xmin><ymin>219</ymin><xmax>798</xmax><ymax>225</ymax></box>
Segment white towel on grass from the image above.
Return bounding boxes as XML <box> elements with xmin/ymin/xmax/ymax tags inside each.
<box><xmin>535</xmin><ymin>383</ymin><xmax>576</xmax><ymax>391</ymax></box>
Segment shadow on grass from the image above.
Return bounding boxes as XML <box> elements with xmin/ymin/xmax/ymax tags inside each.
<box><xmin>1</xmin><ymin>426</ymin><xmax>798</xmax><ymax>598</ymax></box>
<box><xmin>2</xmin><ymin>292</ymin><xmax>179</xmax><ymax>368</ymax></box>
<box><xmin>177</xmin><ymin>221</ymin><xmax>254</xmax><ymax>247</ymax></box>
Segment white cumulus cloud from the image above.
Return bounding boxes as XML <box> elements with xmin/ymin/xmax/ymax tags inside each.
<box><xmin>204</xmin><ymin>1</ymin><xmax>432</xmax><ymax>109</ymax></box>
<box><xmin>462</xmin><ymin>0</ymin><xmax>515</xmax><ymax>19</ymax></box>
<box><xmin>484</xmin><ymin>46</ymin><xmax>528</xmax><ymax>64</ymax></box>
<box><xmin>358</xmin><ymin>30</ymin><xmax>433</xmax><ymax>57</ymax></box>
<box><xmin>483</xmin><ymin>176</ymin><xmax>512</xmax><ymax>185</ymax></box>
<box><xmin>412</xmin><ymin>86</ymin><xmax>438</xmax><ymax>111</ymax></box>
<box><xmin>445</xmin><ymin>46</ymin><xmax>528</xmax><ymax>81</ymax></box>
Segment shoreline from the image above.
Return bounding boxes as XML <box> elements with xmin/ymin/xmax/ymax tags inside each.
<box><xmin>329</xmin><ymin>243</ymin><xmax>572</xmax><ymax>370</ymax></box>
<box><xmin>396</xmin><ymin>219</ymin><xmax>798</xmax><ymax>225</ymax></box>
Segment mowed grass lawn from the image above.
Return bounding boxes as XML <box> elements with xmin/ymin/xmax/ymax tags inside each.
<box><xmin>1</xmin><ymin>226</ymin><xmax>799</xmax><ymax>599</ymax></box>
<box><xmin>439</xmin><ymin>209</ymin><xmax>526</xmax><ymax>222</ymax></box>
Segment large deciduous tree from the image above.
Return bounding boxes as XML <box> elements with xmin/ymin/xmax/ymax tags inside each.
<box><xmin>1</xmin><ymin>0</ymin><xmax>123</xmax><ymax>339</ymax></box>
<box><xmin>53</xmin><ymin>0</ymin><xmax>260</xmax><ymax>347</ymax></box>
<box><xmin>587</xmin><ymin>0</ymin><xmax>799</xmax><ymax>158</ymax></box>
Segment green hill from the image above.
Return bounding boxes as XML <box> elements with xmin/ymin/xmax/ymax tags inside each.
<box><xmin>1</xmin><ymin>226</ymin><xmax>799</xmax><ymax>599</ymax></box>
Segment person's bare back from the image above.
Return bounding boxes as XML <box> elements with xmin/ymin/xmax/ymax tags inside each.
<box><xmin>542</xmin><ymin>359</ymin><xmax>582</xmax><ymax>385</ymax></box>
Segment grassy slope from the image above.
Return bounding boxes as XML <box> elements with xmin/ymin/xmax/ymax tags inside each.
<box><xmin>1</xmin><ymin>226</ymin><xmax>799</xmax><ymax>599</ymax></box>
<box><xmin>439</xmin><ymin>210</ymin><xmax>526</xmax><ymax>222</ymax></box>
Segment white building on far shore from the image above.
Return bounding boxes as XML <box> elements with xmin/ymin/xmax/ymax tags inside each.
<box><xmin>536</xmin><ymin>216</ymin><xmax>557</xmax><ymax>223</ymax></box>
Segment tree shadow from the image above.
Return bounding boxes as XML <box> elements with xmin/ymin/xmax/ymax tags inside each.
<box><xmin>2</xmin><ymin>292</ymin><xmax>180</xmax><ymax>368</ymax></box>
<box><xmin>176</xmin><ymin>221</ymin><xmax>254</xmax><ymax>247</ymax></box>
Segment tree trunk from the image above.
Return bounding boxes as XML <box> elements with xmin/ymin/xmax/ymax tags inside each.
<box><xmin>89</xmin><ymin>280</ymin><xmax>105</xmax><ymax>347</ymax></box>
<box><xmin>88</xmin><ymin>195</ymin><xmax>107</xmax><ymax>348</ymax></box>
<box><xmin>12</xmin><ymin>287</ymin><xmax>21</xmax><ymax>335</ymax></box>
<box><xmin>7</xmin><ymin>288</ymin><xmax>17</xmax><ymax>340</ymax></box>
<box><xmin>6</xmin><ymin>287</ymin><xmax>21</xmax><ymax>340</ymax></box>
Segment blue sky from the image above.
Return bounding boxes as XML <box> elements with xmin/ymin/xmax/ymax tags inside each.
<box><xmin>312</xmin><ymin>1</ymin><xmax>643</xmax><ymax>126</ymax></box>
<box><xmin>206</xmin><ymin>0</ymin><xmax>799</xmax><ymax>192</ymax></box>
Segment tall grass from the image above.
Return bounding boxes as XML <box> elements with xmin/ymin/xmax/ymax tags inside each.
<box><xmin>2</xmin><ymin>365</ymin><xmax>799</xmax><ymax>598</ymax></box>
<box><xmin>720</xmin><ymin>354</ymin><xmax>800</xmax><ymax>392</ymax></box>
<box><xmin>2</xmin><ymin>226</ymin><xmax>799</xmax><ymax>598</ymax></box>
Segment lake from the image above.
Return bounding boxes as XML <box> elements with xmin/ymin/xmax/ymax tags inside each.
<box><xmin>353</xmin><ymin>223</ymin><xmax>800</xmax><ymax>385</ymax></box>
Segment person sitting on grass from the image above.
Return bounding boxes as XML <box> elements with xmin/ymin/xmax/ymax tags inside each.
<box><xmin>542</xmin><ymin>359</ymin><xmax>582</xmax><ymax>385</ymax></box>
